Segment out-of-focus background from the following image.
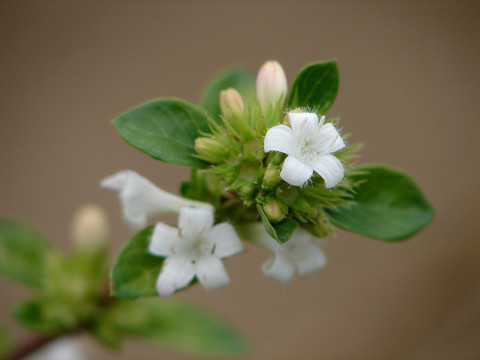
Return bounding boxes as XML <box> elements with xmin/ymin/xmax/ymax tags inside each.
<box><xmin>1</xmin><ymin>1</ymin><xmax>479</xmax><ymax>359</ymax></box>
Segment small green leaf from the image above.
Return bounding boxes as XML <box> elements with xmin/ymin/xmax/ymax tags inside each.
<box><xmin>12</xmin><ymin>299</ymin><xmax>65</xmax><ymax>334</ymax></box>
<box><xmin>327</xmin><ymin>164</ymin><xmax>434</xmax><ymax>241</ymax></box>
<box><xmin>112</xmin><ymin>98</ymin><xmax>211</xmax><ymax>168</ymax></box>
<box><xmin>0</xmin><ymin>219</ymin><xmax>50</xmax><ymax>287</ymax></box>
<box><xmin>111</xmin><ymin>299</ymin><xmax>247</xmax><ymax>357</ymax></box>
<box><xmin>256</xmin><ymin>204</ymin><xmax>297</xmax><ymax>243</ymax></box>
<box><xmin>110</xmin><ymin>227</ymin><xmax>163</xmax><ymax>298</ymax></box>
<box><xmin>200</xmin><ymin>67</ymin><xmax>254</xmax><ymax>121</ymax></box>
<box><xmin>287</xmin><ymin>61</ymin><xmax>339</xmax><ymax>114</ymax></box>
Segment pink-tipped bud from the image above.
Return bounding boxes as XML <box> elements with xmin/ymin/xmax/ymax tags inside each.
<box><xmin>220</xmin><ymin>88</ymin><xmax>244</xmax><ymax>117</ymax></box>
<box><xmin>256</xmin><ymin>60</ymin><xmax>287</xmax><ymax>111</ymax></box>
<box><xmin>262</xmin><ymin>196</ymin><xmax>287</xmax><ymax>223</ymax></box>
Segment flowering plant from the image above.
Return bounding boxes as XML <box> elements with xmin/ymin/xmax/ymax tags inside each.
<box><xmin>105</xmin><ymin>60</ymin><xmax>434</xmax><ymax>298</ymax></box>
<box><xmin>0</xmin><ymin>60</ymin><xmax>433</xmax><ymax>359</ymax></box>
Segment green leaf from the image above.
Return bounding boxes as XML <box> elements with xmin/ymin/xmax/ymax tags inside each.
<box><xmin>110</xmin><ymin>227</ymin><xmax>163</xmax><ymax>298</ymax></box>
<box><xmin>111</xmin><ymin>299</ymin><xmax>247</xmax><ymax>357</ymax></box>
<box><xmin>287</xmin><ymin>61</ymin><xmax>339</xmax><ymax>114</ymax></box>
<box><xmin>256</xmin><ymin>204</ymin><xmax>298</xmax><ymax>243</ymax></box>
<box><xmin>112</xmin><ymin>98</ymin><xmax>211</xmax><ymax>168</ymax></box>
<box><xmin>0</xmin><ymin>219</ymin><xmax>50</xmax><ymax>287</ymax></box>
<box><xmin>200</xmin><ymin>67</ymin><xmax>254</xmax><ymax>121</ymax></box>
<box><xmin>327</xmin><ymin>164</ymin><xmax>434</xmax><ymax>241</ymax></box>
<box><xmin>12</xmin><ymin>299</ymin><xmax>65</xmax><ymax>334</ymax></box>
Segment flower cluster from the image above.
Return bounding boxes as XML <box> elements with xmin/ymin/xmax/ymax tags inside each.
<box><xmin>193</xmin><ymin>61</ymin><xmax>360</xmax><ymax>236</ymax></box>
<box><xmin>102</xmin><ymin>60</ymin><xmax>359</xmax><ymax>297</ymax></box>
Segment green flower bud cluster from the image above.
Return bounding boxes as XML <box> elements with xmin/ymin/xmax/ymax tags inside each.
<box><xmin>193</xmin><ymin>91</ymin><xmax>362</xmax><ymax>238</ymax></box>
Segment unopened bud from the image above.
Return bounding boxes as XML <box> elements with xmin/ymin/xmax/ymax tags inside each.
<box><xmin>256</xmin><ymin>60</ymin><xmax>287</xmax><ymax>111</ymax></box>
<box><xmin>304</xmin><ymin>215</ymin><xmax>334</xmax><ymax>239</ymax></box>
<box><xmin>237</xmin><ymin>182</ymin><xmax>256</xmax><ymax>199</ymax></box>
<box><xmin>262</xmin><ymin>197</ymin><xmax>287</xmax><ymax>223</ymax></box>
<box><xmin>220</xmin><ymin>88</ymin><xmax>244</xmax><ymax>117</ymax></box>
<box><xmin>71</xmin><ymin>205</ymin><xmax>109</xmax><ymax>254</ymax></box>
<box><xmin>195</xmin><ymin>137</ymin><xmax>225</xmax><ymax>164</ymax></box>
<box><xmin>262</xmin><ymin>168</ymin><xmax>281</xmax><ymax>190</ymax></box>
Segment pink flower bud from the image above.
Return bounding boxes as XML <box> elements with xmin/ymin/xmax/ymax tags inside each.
<box><xmin>219</xmin><ymin>88</ymin><xmax>244</xmax><ymax>117</ymax></box>
<box><xmin>256</xmin><ymin>60</ymin><xmax>287</xmax><ymax>111</ymax></box>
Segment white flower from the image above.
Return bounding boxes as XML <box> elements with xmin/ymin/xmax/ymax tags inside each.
<box><xmin>256</xmin><ymin>60</ymin><xmax>288</xmax><ymax>112</ymax></box>
<box><xmin>264</xmin><ymin>112</ymin><xmax>346</xmax><ymax>188</ymax></box>
<box><xmin>101</xmin><ymin>170</ymin><xmax>213</xmax><ymax>230</ymax></box>
<box><xmin>149</xmin><ymin>207</ymin><xmax>243</xmax><ymax>298</ymax></box>
<box><xmin>247</xmin><ymin>223</ymin><xmax>326</xmax><ymax>282</ymax></box>
<box><xmin>25</xmin><ymin>337</ymin><xmax>85</xmax><ymax>360</ymax></box>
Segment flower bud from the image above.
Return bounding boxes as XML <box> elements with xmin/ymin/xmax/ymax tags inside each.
<box><xmin>262</xmin><ymin>197</ymin><xmax>287</xmax><ymax>223</ymax></box>
<box><xmin>256</xmin><ymin>60</ymin><xmax>287</xmax><ymax>111</ymax></box>
<box><xmin>237</xmin><ymin>182</ymin><xmax>256</xmax><ymax>200</ymax></box>
<box><xmin>303</xmin><ymin>216</ymin><xmax>334</xmax><ymax>239</ymax></box>
<box><xmin>262</xmin><ymin>168</ymin><xmax>281</xmax><ymax>190</ymax></box>
<box><xmin>71</xmin><ymin>205</ymin><xmax>109</xmax><ymax>254</ymax></box>
<box><xmin>220</xmin><ymin>88</ymin><xmax>244</xmax><ymax>117</ymax></box>
<box><xmin>195</xmin><ymin>137</ymin><xmax>226</xmax><ymax>164</ymax></box>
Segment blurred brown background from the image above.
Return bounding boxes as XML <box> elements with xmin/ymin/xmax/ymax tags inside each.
<box><xmin>1</xmin><ymin>1</ymin><xmax>479</xmax><ymax>359</ymax></box>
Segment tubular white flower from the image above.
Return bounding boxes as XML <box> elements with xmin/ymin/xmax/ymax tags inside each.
<box><xmin>256</xmin><ymin>60</ymin><xmax>288</xmax><ymax>112</ymax></box>
<box><xmin>264</xmin><ymin>112</ymin><xmax>345</xmax><ymax>188</ymax></box>
<box><xmin>148</xmin><ymin>207</ymin><xmax>243</xmax><ymax>298</ymax></box>
<box><xmin>247</xmin><ymin>223</ymin><xmax>326</xmax><ymax>282</ymax></box>
<box><xmin>101</xmin><ymin>170</ymin><xmax>213</xmax><ymax>230</ymax></box>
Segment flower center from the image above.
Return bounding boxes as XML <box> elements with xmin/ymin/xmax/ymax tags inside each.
<box><xmin>182</xmin><ymin>236</ymin><xmax>213</xmax><ymax>259</ymax></box>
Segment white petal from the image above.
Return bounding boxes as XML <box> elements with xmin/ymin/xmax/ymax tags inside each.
<box><xmin>100</xmin><ymin>169</ymin><xmax>136</xmax><ymax>190</ymax></box>
<box><xmin>280</xmin><ymin>155</ymin><xmax>313</xmax><ymax>186</ymax></box>
<box><xmin>288</xmin><ymin>112</ymin><xmax>318</xmax><ymax>135</ymax></box>
<box><xmin>262</xmin><ymin>253</ymin><xmax>295</xmax><ymax>282</ymax></box>
<box><xmin>178</xmin><ymin>207</ymin><xmax>214</xmax><ymax>241</ymax></box>
<box><xmin>311</xmin><ymin>154</ymin><xmax>344</xmax><ymax>188</ymax></box>
<box><xmin>264</xmin><ymin>125</ymin><xmax>294</xmax><ymax>154</ymax></box>
<box><xmin>207</xmin><ymin>223</ymin><xmax>243</xmax><ymax>258</ymax></box>
<box><xmin>290</xmin><ymin>236</ymin><xmax>327</xmax><ymax>275</ymax></box>
<box><xmin>315</xmin><ymin>123</ymin><xmax>345</xmax><ymax>154</ymax></box>
<box><xmin>148</xmin><ymin>222</ymin><xmax>179</xmax><ymax>257</ymax></box>
<box><xmin>101</xmin><ymin>170</ymin><xmax>213</xmax><ymax>230</ymax></box>
<box><xmin>195</xmin><ymin>256</ymin><xmax>230</xmax><ymax>290</ymax></box>
<box><xmin>156</xmin><ymin>255</ymin><xmax>195</xmax><ymax>298</ymax></box>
